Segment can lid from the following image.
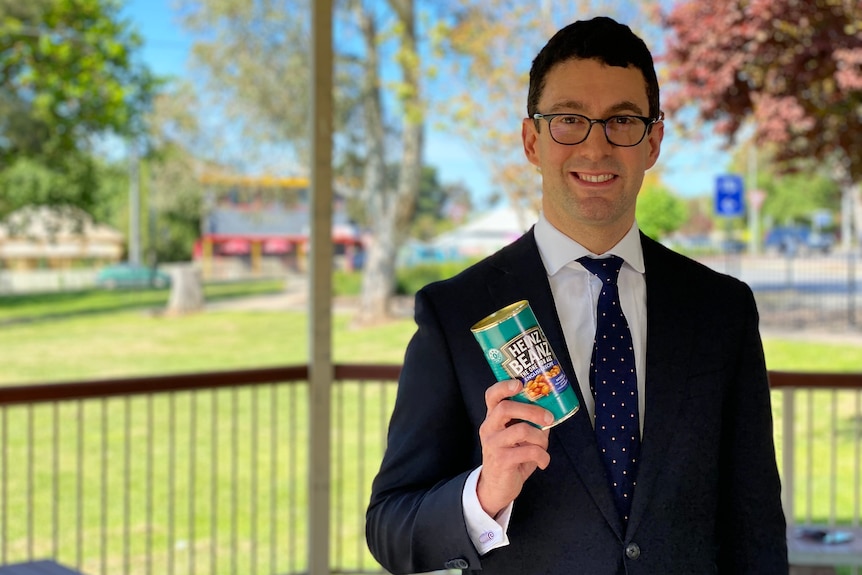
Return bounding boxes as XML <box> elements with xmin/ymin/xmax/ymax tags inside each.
<box><xmin>470</xmin><ymin>300</ymin><xmax>530</xmax><ymax>332</ymax></box>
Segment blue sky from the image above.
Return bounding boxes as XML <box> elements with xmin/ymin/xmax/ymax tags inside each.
<box><xmin>121</xmin><ymin>0</ymin><xmax>733</xmax><ymax>204</ymax></box>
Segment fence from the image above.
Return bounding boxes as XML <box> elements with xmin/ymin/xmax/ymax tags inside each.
<box><xmin>0</xmin><ymin>366</ymin><xmax>860</xmax><ymax>574</ymax></box>
<box><xmin>704</xmin><ymin>252</ymin><xmax>861</xmax><ymax>331</ymax></box>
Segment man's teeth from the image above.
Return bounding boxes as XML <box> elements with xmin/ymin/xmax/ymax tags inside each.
<box><xmin>578</xmin><ymin>173</ymin><xmax>614</xmax><ymax>183</ymax></box>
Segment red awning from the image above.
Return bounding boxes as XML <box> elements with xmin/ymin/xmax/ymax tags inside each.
<box><xmin>219</xmin><ymin>238</ymin><xmax>251</xmax><ymax>255</ymax></box>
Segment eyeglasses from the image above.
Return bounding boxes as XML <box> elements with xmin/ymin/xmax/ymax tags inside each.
<box><xmin>532</xmin><ymin>112</ymin><xmax>663</xmax><ymax>147</ymax></box>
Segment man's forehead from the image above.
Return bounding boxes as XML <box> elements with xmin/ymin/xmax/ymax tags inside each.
<box><xmin>540</xmin><ymin>59</ymin><xmax>649</xmax><ymax>113</ymax></box>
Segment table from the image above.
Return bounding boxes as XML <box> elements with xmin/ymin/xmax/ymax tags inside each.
<box><xmin>788</xmin><ymin>525</ymin><xmax>862</xmax><ymax>568</ymax></box>
<box><xmin>0</xmin><ymin>560</ymin><xmax>86</xmax><ymax>575</ymax></box>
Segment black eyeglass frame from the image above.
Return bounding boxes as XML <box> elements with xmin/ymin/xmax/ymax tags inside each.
<box><xmin>532</xmin><ymin>112</ymin><xmax>664</xmax><ymax>147</ymax></box>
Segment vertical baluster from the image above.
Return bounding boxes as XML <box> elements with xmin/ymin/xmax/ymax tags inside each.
<box><xmin>269</xmin><ymin>384</ymin><xmax>278</xmax><ymax>575</ymax></box>
<box><xmin>146</xmin><ymin>394</ymin><xmax>154</xmax><ymax>575</ymax></box>
<box><xmin>76</xmin><ymin>401</ymin><xmax>84</xmax><ymax>570</ymax></box>
<box><xmin>101</xmin><ymin>398</ymin><xmax>109</xmax><ymax>574</ymax></box>
<box><xmin>53</xmin><ymin>402</ymin><xmax>59</xmax><ymax>559</ymax></box>
<box><xmin>168</xmin><ymin>393</ymin><xmax>176</xmax><ymax>575</ymax></box>
<box><xmin>334</xmin><ymin>381</ymin><xmax>344</xmax><ymax>569</ymax></box>
<box><xmin>1</xmin><ymin>407</ymin><xmax>6</xmax><ymax>565</ymax></box>
<box><xmin>124</xmin><ymin>397</ymin><xmax>131</xmax><ymax>575</ymax></box>
<box><xmin>782</xmin><ymin>388</ymin><xmax>795</xmax><ymax>522</ymax></box>
<box><xmin>27</xmin><ymin>404</ymin><xmax>33</xmax><ymax>559</ymax></box>
<box><xmin>189</xmin><ymin>392</ymin><xmax>197</xmax><ymax>575</ymax></box>
<box><xmin>288</xmin><ymin>385</ymin><xmax>297</xmax><ymax>573</ymax></box>
<box><xmin>806</xmin><ymin>389</ymin><xmax>814</xmax><ymax>525</ymax></box>
<box><xmin>829</xmin><ymin>390</ymin><xmax>837</xmax><ymax>526</ymax></box>
<box><xmin>210</xmin><ymin>389</ymin><xmax>219</xmax><ymax>575</ymax></box>
<box><xmin>358</xmin><ymin>381</ymin><xmax>366</xmax><ymax>572</ymax></box>
<box><xmin>231</xmin><ymin>387</ymin><xmax>239</xmax><ymax>575</ymax></box>
<box><xmin>250</xmin><ymin>386</ymin><xmax>258</xmax><ymax>575</ymax></box>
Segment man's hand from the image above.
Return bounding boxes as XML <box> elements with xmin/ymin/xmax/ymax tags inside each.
<box><xmin>476</xmin><ymin>379</ymin><xmax>552</xmax><ymax>518</ymax></box>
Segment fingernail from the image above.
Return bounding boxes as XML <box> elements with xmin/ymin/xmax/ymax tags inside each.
<box><xmin>508</xmin><ymin>380</ymin><xmax>520</xmax><ymax>392</ymax></box>
<box><xmin>544</xmin><ymin>411</ymin><xmax>554</xmax><ymax>424</ymax></box>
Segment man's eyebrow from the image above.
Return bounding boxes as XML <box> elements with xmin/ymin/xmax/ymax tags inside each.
<box><xmin>546</xmin><ymin>100</ymin><xmax>586</xmax><ymax>113</ymax></box>
<box><xmin>606</xmin><ymin>101</ymin><xmax>645</xmax><ymax>116</ymax></box>
<box><xmin>545</xmin><ymin>100</ymin><xmax>646</xmax><ymax>116</ymax></box>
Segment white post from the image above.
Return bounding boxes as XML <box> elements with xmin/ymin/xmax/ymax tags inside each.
<box><xmin>782</xmin><ymin>388</ymin><xmax>795</xmax><ymax>524</ymax></box>
<box><xmin>308</xmin><ymin>1</ymin><xmax>333</xmax><ymax>573</ymax></box>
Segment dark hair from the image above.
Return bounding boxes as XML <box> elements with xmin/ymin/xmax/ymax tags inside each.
<box><xmin>527</xmin><ymin>16</ymin><xmax>660</xmax><ymax>120</ymax></box>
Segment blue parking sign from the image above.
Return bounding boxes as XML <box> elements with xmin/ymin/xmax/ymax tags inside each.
<box><xmin>715</xmin><ymin>174</ymin><xmax>744</xmax><ymax>217</ymax></box>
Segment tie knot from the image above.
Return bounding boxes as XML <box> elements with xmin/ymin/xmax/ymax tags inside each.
<box><xmin>577</xmin><ymin>255</ymin><xmax>624</xmax><ymax>285</ymax></box>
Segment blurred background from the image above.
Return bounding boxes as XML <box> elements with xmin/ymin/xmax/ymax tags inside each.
<box><xmin>0</xmin><ymin>1</ymin><xmax>860</xmax><ymax>574</ymax></box>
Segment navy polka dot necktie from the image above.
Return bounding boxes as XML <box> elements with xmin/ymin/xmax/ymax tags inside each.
<box><xmin>578</xmin><ymin>255</ymin><xmax>640</xmax><ymax>523</ymax></box>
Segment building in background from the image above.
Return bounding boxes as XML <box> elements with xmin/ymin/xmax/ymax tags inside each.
<box><xmin>195</xmin><ymin>174</ymin><xmax>363</xmax><ymax>279</ymax></box>
<box><xmin>0</xmin><ymin>206</ymin><xmax>123</xmax><ymax>271</ymax></box>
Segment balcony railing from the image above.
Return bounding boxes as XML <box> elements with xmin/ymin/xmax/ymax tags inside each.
<box><xmin>0</xmin><ymin>366</ymin><xmax>860</xmax><ymax>574</ymax></box>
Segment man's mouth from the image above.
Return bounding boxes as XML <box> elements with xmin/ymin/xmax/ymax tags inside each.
<box><xmin>575</xmin><ymin>172</ymin><xmax>616</xmax><ymax>183</ymax></box>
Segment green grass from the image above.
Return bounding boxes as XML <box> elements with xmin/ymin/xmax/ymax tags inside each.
<box><xmin>2</xmin><ymin>284</ymin><xmax>860</xmax><ymax>385</ymax></box>
<box><xmin>0</xmin><ymin>279</ymin><xmax>285</xmax><ymax>323</ymax></box>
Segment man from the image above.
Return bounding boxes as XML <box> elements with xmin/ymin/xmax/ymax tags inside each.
<box><xmin>366</xmin><ymin>16</ymin><xmax>787</xmax><ymax>575</ymax></box>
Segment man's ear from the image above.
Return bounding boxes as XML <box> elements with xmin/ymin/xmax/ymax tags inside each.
<box><xmin>522</xmin><ymin>118</ymin><xmax>541</xmax><ymax>168</ymax></box>
<box><xmin>645</xmin><ymin>119</ymin><xmax>664</xmax><ymax>170</ymax></box>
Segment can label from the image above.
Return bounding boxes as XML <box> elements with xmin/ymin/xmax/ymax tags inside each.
<box><xmin>471</xmin><ymin>300</ymin><xmax>579</xmax><ymax>429</ymax></box>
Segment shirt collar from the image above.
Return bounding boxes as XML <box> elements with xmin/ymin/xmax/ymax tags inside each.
<box><xmin>535</xmin><ymin>212</ymin><xmax>645</xmax><ymax>276</ymax></box>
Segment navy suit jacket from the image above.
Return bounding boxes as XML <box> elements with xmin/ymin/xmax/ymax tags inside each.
<box><xmin>366</xmin><ymin>230</ymin><xmax>788</xmax><ymax>574</ymax></box>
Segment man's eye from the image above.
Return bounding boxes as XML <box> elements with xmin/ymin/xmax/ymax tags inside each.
<box><xmin>611</xmin><ymin>116</ymin><xmax>636</xmax><ymax>125</ymax></box>
<box><xmin>559</xmin><ymin>115</ymin><xmax>586</xmax><ymax>125</ymax></box>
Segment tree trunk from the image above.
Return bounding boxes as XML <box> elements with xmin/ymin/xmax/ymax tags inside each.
<box><xmin>352</xmin><ymin>0</ymin><xmax>423</xmax><ymax>326</ymax></box>
<box><xmin>358</xmin><ymin>216</ymin><xmax>398</xmax><ymax>322</ymax></box>
<box><xmin>166</xmin><ymin>264</ymin><xmax>204</xmax><ymax>315</ymax></box>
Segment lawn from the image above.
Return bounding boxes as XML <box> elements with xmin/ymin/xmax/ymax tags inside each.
<box><xmin>2</xmin><ymin>284</ymin><xmax>861</xmax><ymax>385</ymax></box>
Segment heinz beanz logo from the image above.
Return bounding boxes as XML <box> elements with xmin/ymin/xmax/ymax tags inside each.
<box><xmin>502</xmin><ymin>327</ymin><xmax>552</xmax><ymax>377</ymax></box>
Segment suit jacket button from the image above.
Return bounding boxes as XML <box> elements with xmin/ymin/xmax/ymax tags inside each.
<box><xmin>444</xmin><ymin>558</ymin><xmax>470</xmax><ymax>569</ymax></box>
<box><xmin>625</xmin><ymin>542</ymin><xmax>641</xmax><ymax>560</ymax></box>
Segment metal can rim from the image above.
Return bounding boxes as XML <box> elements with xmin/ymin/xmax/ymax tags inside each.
<box><xmin>470</xmin><ymin>300</ymin><xmax>530</xmax><ymax>333</ymax></box>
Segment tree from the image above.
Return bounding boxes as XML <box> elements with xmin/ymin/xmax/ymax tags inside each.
<box><xmin>410</xmin><ymin>166</ymin><xmax>471</xmax><ymax>241</ymax></box>
<box><xmin>176</xmin><ymin>0</ymin><xmax>430</xmax><ymax>322</ymax></box>
<box><xmin>142</xmin><ymin>86</ymin><xmax>212</xmax><ymax>263</ymax></box>
<box><xmin>635</xmin><ymin>175</ymin><xmax>689</xmax><ymax>241</ymax></box>
<box><xmin>663</xmin><ymin>0</ymin><xmax>862</xmax><ymax>242</ymax></box>
<box><xmin>0</xmin><ymin>0</ymin><xmax>157</xmax><ymax>218</ymax></box>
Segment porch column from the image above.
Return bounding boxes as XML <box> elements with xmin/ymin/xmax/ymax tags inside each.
<box><xmin>308</xmin><ymin>1</ymin><xmax>334</xmax><ymax>574</ymax></box>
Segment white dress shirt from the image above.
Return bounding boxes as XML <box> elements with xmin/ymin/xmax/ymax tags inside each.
<box><xmin>463</xmin><ymin>213</ymin><xmax>648</xmax><ymax>554</ymax></box>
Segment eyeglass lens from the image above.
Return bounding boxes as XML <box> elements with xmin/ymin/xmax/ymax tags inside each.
<box><xmin>549</xmin><ymin>115</ymin><xmax>648</xmax><ymax>146</ymax></box>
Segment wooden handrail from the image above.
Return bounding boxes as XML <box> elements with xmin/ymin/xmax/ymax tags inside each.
<box><xmin>768</xmin><ymin>371</ymin><xmax>862</xmax><ymax>389</ymax></box>
<box><xmin>0</xmin><ymin>365</ymin><xmax>311</xmax><ymax>405</ymax></box>
<box><xmin>0</xmin><ymin>366</ymin><xmax>858</xmax><ymax>406</ymax></box>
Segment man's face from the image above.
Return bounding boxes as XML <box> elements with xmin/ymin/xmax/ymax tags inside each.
<box><xmin>522</xmin><ymin>58</ymin><xmax>663</xmax><ymax>246</ymax></box>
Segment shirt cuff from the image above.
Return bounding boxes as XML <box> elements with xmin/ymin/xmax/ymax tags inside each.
<box><xmin>462</xmin><ymin>466</ymin><xmax>511</xmax><ymax>554</ymax></box>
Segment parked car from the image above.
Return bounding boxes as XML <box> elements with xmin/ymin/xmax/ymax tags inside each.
<box><xmin>764</xmin><ymin>226</ymin><xmax>835</xmax><ymax>255</ymax></box>
<box><xmin>95</xmin><ymin>263</ymin><xmax>172</xmax><ymax>289</ymax></box>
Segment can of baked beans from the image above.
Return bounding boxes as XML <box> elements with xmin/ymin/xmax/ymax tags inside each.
<box><xmin>470</xmin><ymin>300</ymin><xmax>579</xmax><ymax>429</ymax></box>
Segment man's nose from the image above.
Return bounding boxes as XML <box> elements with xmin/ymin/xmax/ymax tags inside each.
<box><xmin>580</xmin><ymin>122</ymin><xmax>613</xmax><ymax>156</ymax></box>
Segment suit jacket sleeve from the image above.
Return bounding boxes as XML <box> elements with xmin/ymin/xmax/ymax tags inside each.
<box><xmin>716</xmin><ymin>283</ymin><xmax>788</xmax><ymax>572</ymax></box>
<box><xmin>365</xmin><ymin>286</ymin><xmax>486</xmax><ymax>575</ymax></box>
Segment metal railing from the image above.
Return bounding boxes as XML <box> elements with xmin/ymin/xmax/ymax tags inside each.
<box><xmin>703</xmin><ymin>252</ymin><xmax>861</xmax><ymax>330</ymax></box>
<box><xmin>0</xmin><ymin>367</ymin><xmax>860</xmax><ymax>574</ymax></box>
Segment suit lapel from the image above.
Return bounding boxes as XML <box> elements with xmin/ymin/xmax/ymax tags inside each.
<box><xmin>625</xmin><ymin>235</ymin><xmax>697</xmax><ymax>536</ymax></box>
<box><xmin>486</xmin><ymin>230</ymin><xmax>624</xmax><ymax>537</ymax></box>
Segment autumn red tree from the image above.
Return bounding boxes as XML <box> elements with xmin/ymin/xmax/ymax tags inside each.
<box><xmin>662</xmin><ymin>0</ymin><xmax>862</xmax><ymax>232</ymax></box>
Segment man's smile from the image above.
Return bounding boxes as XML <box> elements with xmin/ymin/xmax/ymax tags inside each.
<box><xmin>573</xmin><ymin>172</ymin><xmax>617</xmax><ymax>184</ymax></box>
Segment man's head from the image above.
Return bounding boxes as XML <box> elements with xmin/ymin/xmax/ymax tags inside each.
<box><xmin>527</xmin><ymin>17</ymin><xmax>660</xmax><ymax>121</ymax></box>
<box><xmin>521</xmin><ymin>17</ymin><xmax>664</xmax><ymax>253</ymax></box>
